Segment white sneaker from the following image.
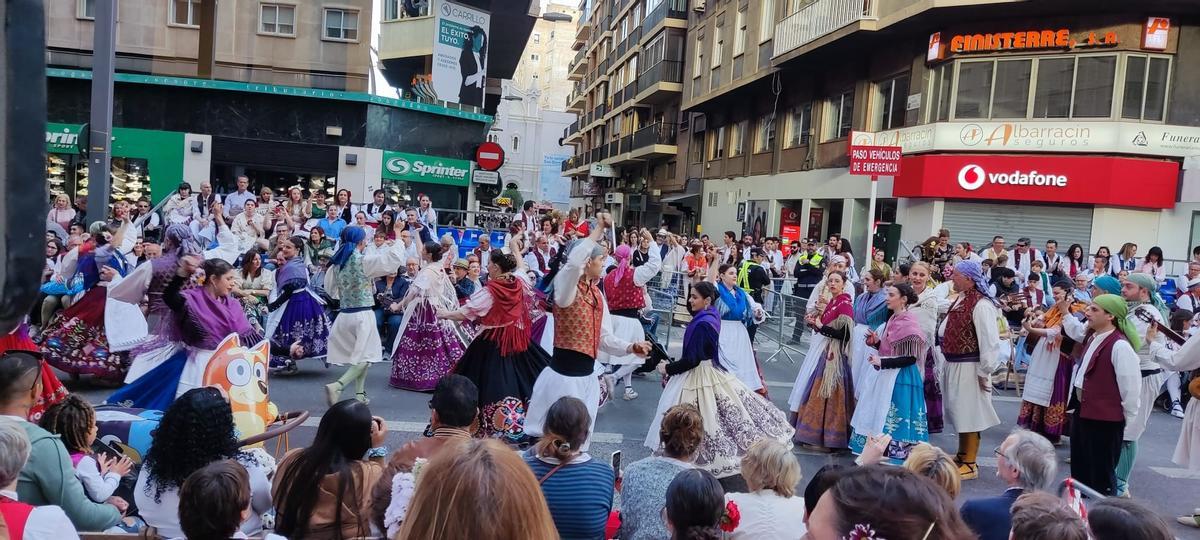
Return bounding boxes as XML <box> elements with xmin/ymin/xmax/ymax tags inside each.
<box><xmin>1171</xmin><ymin>401</ymin><xmax>1185</xmax><ymax>419</ymax></box>
<box><xmin>623</xmin><ymin>387</ymin><xmax>638</xmax><ymax>400</ymax></box>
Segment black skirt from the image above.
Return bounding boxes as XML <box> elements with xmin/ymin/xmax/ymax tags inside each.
<box><xmin>453</xmin><ymin>334</ymin><xmax>551</xmax><ymax>444</ymax></box>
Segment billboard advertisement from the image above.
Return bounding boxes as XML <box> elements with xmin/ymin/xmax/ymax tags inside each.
<box><xmin>433</xmin><ymin>0</ymin><xmax>490</xmax><ymax>107</ymax></box>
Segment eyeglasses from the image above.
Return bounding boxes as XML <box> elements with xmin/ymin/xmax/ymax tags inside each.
<box><xmin>993</xmin><ymin>446</ymin><xmax>1007</xmax><ymax>460</ymax></box>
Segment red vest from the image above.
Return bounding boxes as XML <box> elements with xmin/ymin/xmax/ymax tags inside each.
<box><xmin>1079</xmin><ymin>330</ymin><xmax>1127</xmax><ymax>422</ymax></box>
<box><xmin>554</xmin><ymin>280</ymin><xmax>604</xmax><ymax>358</ymax></box>
<box><xmin>942</xmin><ymin>288</ymin><xmax>984</xmax><ymax>355</ymax></box>
<box><xmin>604</xmin><ymin>269</ymin><xmax>645</xmax><ymax>311</ymax></box>
<box><xmin>0</xmin><ymin>496</ymin><xmax>34</xmax><ymax>540</ymax></box>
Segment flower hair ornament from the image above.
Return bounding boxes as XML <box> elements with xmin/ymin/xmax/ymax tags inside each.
<box><xmin>719</xmin><ymin>500</ymin><xmax>741</xmax><ymax>533</ymax></box>
<box><xmin>844</xmin><ymin>521</ymin><xmax>937</xmax><ymax>540</ymax></box>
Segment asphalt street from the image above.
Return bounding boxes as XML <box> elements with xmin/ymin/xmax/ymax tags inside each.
<box><xmin>70</xmin><ymin>331</ymin><xmax>1200</xmax><ymax>538</ymax></box>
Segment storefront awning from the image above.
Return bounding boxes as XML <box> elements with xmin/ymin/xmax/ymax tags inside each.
<box><xmin>661</xmin><ymin>192</ymin><xmax>700</xmax><ymax>203</ymax></box>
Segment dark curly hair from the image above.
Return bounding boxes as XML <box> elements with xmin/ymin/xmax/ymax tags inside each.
<box><xmin>142</xmin><ymin>387</ymin><xmax>240</xmax><ymax>502</ymax></box>
<box><xmin>39</xmin><ymin>394</ymin><xmax>95</xmax><ymax>455</ymax></box>
<box><xmin>659</xmin><ymin>404</ymin><xmax>703</xmax><ymax>459</ymax></box>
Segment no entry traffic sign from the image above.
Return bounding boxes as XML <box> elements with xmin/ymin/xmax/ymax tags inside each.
<box><xmin>849</xmin><ymin>145</ymin><xmax>903</xmax><ymax>176</ymax></box>
<box><xmin>476</xmin><ymin>142</ymin><xmax>505</xmax><ymax>171</ymax></box>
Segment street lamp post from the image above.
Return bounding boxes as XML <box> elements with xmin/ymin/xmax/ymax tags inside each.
<box><xmin>87</xmin><ymin>0</ymin><xmax>117</xmax><ymax>223</ymax></box>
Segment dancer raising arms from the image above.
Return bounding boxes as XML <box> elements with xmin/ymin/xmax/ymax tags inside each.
<box><xmin>438</xmin><ymin>249</ymin><xmax>551</xmax><ymax>443</ymax></box>
<box><xmin>322</xmin><ymin>225</ymin><xmax>411</xmax><ymax>405</ymax></box>
<box><xmin>265</xmin><ymin>236</ymin><xmax>331</xmax><ymax>374</ymax></box>
<box><xmin>601</xmin><ymin>236</ymin><xmax>662</xmax><ymax>401</ymax></box>
<box><xmin>525</xmin><ymin>212</ymin><xmax>651</xmax><ymax>450</ymax></box>
<box><xmin>389</xmin><ymin>241</ymin><xmax>466</xmax><ymax>391</ymax></box>
<box><xmin>646</xmin><ymin>281</ymin><xmax>793</xmax><ymax>478</ymax></box>
<box><xmin>789</xmin><ymin>271</ymin><xmax>856</xmax><ymax>452</ymax></box>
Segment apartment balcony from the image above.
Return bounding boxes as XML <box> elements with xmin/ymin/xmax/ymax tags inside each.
<box><xmin>641</xmin><ymin>0</ymin><xmax>687</xmax><ymax>41</ymax></box>
<box><xmin>378</xmin><ymin>14</ymin><xmax>436</xmax><ymax>62</ymax></box>
<box><xmin>607</xmin><ymin>135</ymin><xmax>640</xmax><ymax>165</ymax></box>
<box><xmin>615</xmin><ymin>26</ymin><xmax>643</xmax><ymax>61</ymax></box>
<box><xmin>574</xmin><ymin>16</ymin><xmax>593</xmax><ymax>49</ymax></box>
<box><xmin>772</xmin><ymin>0</ymin><xmax>878</xmax><ymax>60</ymax></box>
<box><xmin>635</xmin><ymin>60</ymin><xmax>684</xmax><ymax>104</ymax></box>
<box><xmin>629</xmin><ymin>122</ymin><xmax>678</xmax><ymax>159</ymax></box>
<box><xmin>584</xmin><ymin>103</ymin><xmax>609</xmax><ymax>130</ymax></box>
<box><xmin>564</xmin><ymin>120</ymin><xmax>582</xmax><ymax>143</ymax></box>
<box><xmin>568</xmin><ymin>50</ymin><xmax>588</xmax><ymax>80</ymax></box>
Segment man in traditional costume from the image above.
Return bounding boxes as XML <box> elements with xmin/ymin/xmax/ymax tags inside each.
<box><xmin>524</xmin><ymin>212</ymin><xmax>651</xmax><ymax>450</ymax></box>
<box><xmin>939</xmin><ymin>260</ymin><xmax>1002</xmax><ymax>480</ymax></box>
<box><xmin>1113</xmin><ymin>273</ymin><xmax>1168</xmax><ymax>496</ymax></box>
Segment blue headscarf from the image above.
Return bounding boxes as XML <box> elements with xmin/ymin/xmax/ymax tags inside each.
<box><xmin>954</xmin><ymin>260</ymin><xmax>993</xmax><ymax>299</ymax></box>
<box><xmin>331</xmin><ymin>226</ymin><xmax>366</xmax><ymax>268</ymax></box>
<box><xmin>1092</xmin><ymin>274</ymin><xmax>1122</xmax><ymax>296</ymax></box>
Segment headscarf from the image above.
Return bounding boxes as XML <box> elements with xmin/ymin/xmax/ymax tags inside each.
<box><xmin>331</xmin><ymin>226</ymin><xmax>367</xmax><ymax>268</ymax></box>
<box><xmin>954</xmin><ymin>260</ymin><xmax>993</xmax><ymax>299</ymax></box>
<box><xmin>153</xmin><ymin>224</ymin><xmax>201</xmax><ymax>276</ymax></box>
<box><xmin>608</xmin><ymin>244</ymin><xmax>633</xmax><ymax>284</ymax></box>
<box><xmin>828</xmin><ymin>254</ymin><xmax>847</xmax><ymax>268</ymax></box>
<box><xmin>1093</xmin><ymin>294</ymin><xmax>1142</xmax><ymax>351</ymax></box>
<box><xmin>1126</xmin><ymin>272</ymin><xmax>1168</xmax><ymax>319</ymax></box>
<box><xmin>1092</xmin><ymin>275</ymin><xmax>1121</xmax><ymax>295</ymax></box>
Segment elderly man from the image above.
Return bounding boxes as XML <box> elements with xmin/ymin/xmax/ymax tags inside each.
<box><xmin>939</xmin><ymin>260</ymin><xmax>1003</xmax><ymax>480</ymax></box>
<box><xmin>1176</xmin><ymin>263</ymin><xmax>1200</xmax><ymax>309</ymax></box>
<box><xmin>960</xmin><ymin>428</ymin><xmax>1057</xmax><ymax>540</ymax></box>
<box><xmin>190</xmin><ymin>180</ymin><xmax>222</xmax><ymax>244</ymax></box>
<box><xmin>1008</xmin><ymin>237</ymin><xmax>1041</xmax><ymax>285</ymax></box>
<box><xmin>472</xmin><ymin>235</ymin><xmax>493</xmax><ymax>275</ymax></box>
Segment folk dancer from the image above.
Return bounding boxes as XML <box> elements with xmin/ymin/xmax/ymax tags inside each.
<box><xmin>601</xmin><ymin>242</ymin><xmax>662</xmax><ymax>401</ymax></box>
<box><xmin>850</xmin><ymin>269</ymin><xmax>889</xmax><ymax>400</ymax></box>
<box><xmin>322</xmin><ymin>225</ymin><xmax>410</xmax><ymax>405</ymax></box>
<box><xmin>1145</xmin><ymin>318</ymin><xmax>1200</xmax><ymax>527</ymax></box>
<box><xmin>940</xmin><ymin>260</ymin><xmax>1003</xmax><ymax>480</ymax></box>
<box><xmin>388</xmin><ymin>241</ymin><xmax>465</xmax><ymax>391</ymax></box>
<box><xmin>1016</xmin><ymin>278</ymin><xmax>1085</xmax><ymax>445</ymax></box>
<box><xmin>525</xmin><ymin>213</ymin><xmax>651</xmax><ymax>450</ymax></box>
<box><xmin>909</xmin><ymin>262</ymin><xmax>948</xmax><ymax>433</ymax></box>
<box><xmin>789</xmin><ymin>271</ymin><xmax>855</xmax><ymax>451</ymax></box>
<box><xmin>707</xmin><ymin>256</ymin><xmax>768</xmax><ymax>395</ymax></box>
<box><xmin>264</xmin><ymin>236</ymin><xmax>331</xmax><ymax>374</ymax></box>
<box><xmin>1113</xmin><ymin>273</ymin><xmax>1168</xmax><ymax>497</ymax></box>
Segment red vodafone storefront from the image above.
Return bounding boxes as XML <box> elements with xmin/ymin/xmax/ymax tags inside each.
<box><xmin>893</xmin><ymin>153</ymin><xmax>1181</xmax><ymax>253</ymax></box>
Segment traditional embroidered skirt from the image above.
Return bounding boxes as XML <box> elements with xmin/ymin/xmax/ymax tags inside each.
<box><xmin>265</xmin><ymin>289</ymin><xmax>330</xmax><ymax>370</ymax></box>
<box><xmin>924</xmin><ymin>349</ymin><xmax>944</xmax><ymax>434</ymax></box>
<box><xmin>849</xmin><ymin>324</ymin><xmax>878</xmax><ymax>400</ymax></box>
<box><xmin>454</xmin><ymin>334</ymin><xmax>550</xmax><ymax>443</ymax></box>
<box><xmin>849</xmin><ymin>363</ymin><xmax>929</xmax><ymax>464</ymax></box>
<box><xmin>389</xmin><ymin>300</ymin><xmax>464</xmax><ymax>391</ymax></box>
<box><xmin>326</xmin><ymin>310</ymin><xmax>386</xmax><ymax>367</ymax></box>
<box><xmin>645</xmin><ymin>360</ymin><xmax>793</xmax><ymax>478</ymax></box>
<box><xmin>942</xmin><ymin>356</ymin><xmax>1001</xmax><ymax>434</ymax></box>
<box><xmin>792</xmin><ymin>347</ymin><xmax>856</xmax><ymax>449</ymax></box>
<box><xmin>1174</xmin><ymin>399</ymin><xmax>1200</xmax><ymax>470</ymax></box>
<box><xmin>37</xmin><ymin>287</ymin><xmax>128</xmax><ymax>381</ymax></box>
<box><xmin>1017</xmin><ymin>353</ymin><xmax>1072</xmax><ymax>442</ymax></box>
<box><xmin>1</xmin><ymin>326</ymin><xmax>67</xmax><ymax>422</ymax></box>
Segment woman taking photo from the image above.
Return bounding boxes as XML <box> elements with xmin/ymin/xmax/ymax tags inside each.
<box><xmin>646</xmin><ymin>282</ymin><xmax>793</xmax><ymax>479</ymax></box>
<box><xmin>523</xmin><ymin>397</ymin><xmax>614</xmax><ymax>540</ymax></box>
<box><xmin>849</xmin><ymin>282</ymin><xmax>930</xmax><ymax>464</ymax></box>
<box><xmin>705</xmin><ymin>255</ymin><xmax>767</xmax><ymax>394</ymax></box>
<box><xmin>266</xmin><ymin>236</ymin><xmax>331</xmax><ymax>374</ymax></box>
<box><xmin>282</xmin><ymin>186</ymin><xmax>312</xmax><ymax>225</ymax></box>
<box><xmin>390</xmin><ymin>241</ymin><xmax>465</xmax><ymax>391</ymax></box>
<box><xmin>233</xmin><ymin>249</ymin><xmax>275</xmax><ymax>334</ymax></box>
<box><xmin>273</xmin><ymin>399</ymin><xmax>388</xmax><ymax>539</ymax></box>
<box><xmin>437</xmin><ymin>249</ymin><xmax>549</xmax><ymax>442</ymax></box>
<box><xmin>789</xmin><ymin>269</ymin><xmax>855</xmax><ymax>452</ymax></box>
<box><xmin>135</xmin><ymin>387</ymin><xmax>273</xmax><ymax>538</ymax></box>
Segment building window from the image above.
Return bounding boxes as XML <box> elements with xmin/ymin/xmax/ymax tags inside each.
<box><xmin>785</xmin><ymin>103</ymin><xmax>812</xmax><ymax>147</ymax></box>
<box><xmin>929</xmin><ymin>63</ymin><xmax>953</xmax><ymax>122</ymax></box>
<box><xmin>730</xmin><ymin>121</ymin><xmax>746</xmax><ymax>156</ymax></box>
<box><xmin>383</xmin><ymin>0</ymin><xmax>400</xmax><ymax>20</ymax></box>
<box><xmin>691</xmin><ymin>133</ymin><xmax>704</xmax><ymax>163</ymax></box>
<box><xmin>1033</xmin><ymin>57</ymin><xmax>1073</xmax><ymax>118</ymax></box>
<box><xmin>170</xmin><ymin>0</ymin><xmax>201</xmax><ymax>27</ymax></box>
<box><xmin>711</xmin><ymin>27</ymin><xmax>723</xmax><ymax>68</ymax></box>
<box><xmin>823</xmin><ymin>90</ymin><xmax>854</xmax><ymax>141</ymax></box>
<box><xmin>512</xmin><ymin>136</ymin><xmax>521</xmax><ymax>153</ymax></box>
<box><xmin>992</xmin><ymin>60</ymin><xmax>1032</xmax><ymax>118</ymax></box>
<box><xmin>733</xmin><ymin>10</ymin><xmax>747</xmax><ymax>57</ymax></box>
<box><xmin>531</xmin><ymin>54</ymin><xmax>540</xmax><ymax>61</ymax></box>
<box><xmin>533</xmin><ymin>33</ymin><xmax>541</xmax><ymax>44</ymax></box>
<box><xmin>1122</xmin><ymin>55</ymin><xmax>1170</xmax><ymax>121</ymax></box>
<box><xmin>693</xmin><ymin>36</ymin><xmax>704</xmax><ymax>78</ymax></box>
<box><xmin>260</xmin><ymin>4</ymin><xmax>296</xmax><ymax>37</ymax></box>
<box><xmin>707</xmin><ymin>126</ymin><xmax>726</xmax><ymax>160</ymax></box>
<box><xmin>324</xmin><ymin>8</ymin><xmax>360</xmax><ymax>41</ymax></box>
<box><xmin>759</xmin><ymin>0</ymin><xmax>775</xmax><ymax>42</ymax></box>
<box><xmin>872</xmin><ymin>75</ymin><xmax>909</xmax><ymax>130</ymax></box>
<box><xmin>77</xmin><ymin>0</ymin><xmax>94</xmax><ymax>19</ymax></box>
<box><xmin>1072</xmin><ymin>56</ymin><xmax>1117</xmax><ymax>118</ymax></box>
<box><xmin>754</xmin><ymin>115</ymin><xmax>775</xmax><ymax>153</ymax></box>
<box><xmin>954</xmin><ymin>61</ymin><xmax>993</xmax><ymax>119</ymax></box>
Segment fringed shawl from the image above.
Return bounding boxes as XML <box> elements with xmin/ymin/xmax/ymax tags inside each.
<box><xmin>818</xmin><ymin>293</ymin><xmax>855</xmax><ymax>398</ymax></box>
<box><xmin>879</xmin><ymin>309</ymin><xmax>927</xmax><ymax>360</ymax></box>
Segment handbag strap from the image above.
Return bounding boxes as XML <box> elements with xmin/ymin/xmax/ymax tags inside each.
<box><xmin>538</xmin><ymin>462</ymin><xmax>570</xmax><ymax>485</ymax></box>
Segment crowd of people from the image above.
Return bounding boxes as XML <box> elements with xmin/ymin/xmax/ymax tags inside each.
<box><xmin>0</xmin><ymin>183</ymin><xmax>1196</xmax><ymax>538</ymax></box>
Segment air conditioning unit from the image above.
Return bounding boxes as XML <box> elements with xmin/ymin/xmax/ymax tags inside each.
<box><xmin>694</xmin><ymin>0</ymin><xmax>706</xmax><ymax>12</ymax></box>
<box><xmin>605</xmin><ymin>192</ymin><xmax>624</xmax><ymax>204</ymax></box>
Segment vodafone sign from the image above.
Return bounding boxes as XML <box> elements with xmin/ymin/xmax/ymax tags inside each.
<box><xmin>894</xmin><ymin>154</ymin><xmax>1179</xmax><ymax>209</ymax></box>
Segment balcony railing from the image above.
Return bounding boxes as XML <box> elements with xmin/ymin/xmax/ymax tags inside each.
<box><xmin>623</xmin><ymin>81</ymin><xmax>637</xmax><ymax>102</ymax></box>
<box><xmin>561</xmin><ymin>155</ymin><xmax>583</xmax><ymax>172</ymax></box>
<box><xmin>612</xmin><ymin>85</ymin><xmax>627</xmax><ymax>109</ymax></box>
<box><xmin>616</xmin><ymin>26</ymin><xmax>642</xmax><ymax>58</ymax></box>
<box><xmin>590</xmin><ymin>103</ymin><xmax>609</xmax><ymax>123</ymax></box>
<box><xmin>642</xmin><ymin>0</ymin><xmax>687</xmax><ymax>35</ymax></box>
<box><xmin>632</xmin><ymin>122</ymin><xmax>679</xmax><ymax>150</ymax></box>
<box><xmin>599</xmin><ymin>57</ymin><xmax>611</xmax><ymax>75</ymax></box>
<box><xmin>637</xmin><ymin>60</ymin><xmax>684</xmax><ymax>93</ymax></box>
<box><xmin>773</xmin><ymin>0</ymin><xmax>878</xmax><ymax>59</ymax></box>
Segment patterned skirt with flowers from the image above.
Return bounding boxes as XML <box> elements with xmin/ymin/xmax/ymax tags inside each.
<box><xmin>265</xmin><ymin>289</ymin><xmax>330</xmax><ymax>370</ymax></box>
<box><xmin>389</xmin><ymin>300</ymin><xmax>465</xmax><ymax>391</ymax></box>
<box><xmin>453</xmin><ymin>332</ymin><xmax>550</xmax><ymax>443</ymax></box>
<box><xmin>37</xmin><ymin>287</ymin><xmax>128</xmax><ymax>382</ymax></box>
<box><xmin>1016</xmin><ymin>353</ymin><xmax>1073</xmax><ymax>443</ymax></box>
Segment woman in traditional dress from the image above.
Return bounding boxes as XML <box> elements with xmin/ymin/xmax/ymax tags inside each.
<box><xmin>438</xmin><ymin>249</ymin><xmax>550</xmax><ymax>442</ymax></box>
<box><xmin>850</xmin><ymin>269</ymin><xmax>889</xmax><ymax>399</ymax></box>
<box><xmin>321</xmin><ymin>225</ymin><xmax>409</xmax><ymax>405</ymax></box>
<box><xmin>389</xmin><ymin>241</ymin><xmax>465</xmax><ymax>391</ymax></box>
<box><xmin>908</xmin><ymin>261</ymin><xmax>947</xmax><ymax>434</ymax></box>
<box><xmin>600</xmin><ymin>242</ymin><xmax>661</xmax><ymax>401</ymax></box>
<box><xmin>646</xmin><ymin>281</ymin><xmax>793</xmax><ymax>478</ymax></box>
<box><xmin>849</xmin><ymin>282</ymin><xmax>930</xmax><ymax>464</ymax></box>
<box><xmin>705</xmin><ymin>258</ymin><xmax>767</xmax><ymax>395</ymax></box>
<box><xmin>1017</xmin><ymin>277</ymin><xmax>1083</xmax><ymax>444</ymax></box>
<box><xmin>265</xmin><ymin>236</ymin><xmax>331</xmax><ymax>374</ymax></box>
<box><xmin>38</xmin><ymin>219</ymin><xmax>132</xmax><ymax>384</ymax></box>
<box><xmin>108</xmin><ymin>256</ymin><xmax>262</xmax><ymax>407</ymax></box>
<box><xmin>788</xmin><ymin>270</ymin><xmax>855</xmax><ymax>451</ymax></box>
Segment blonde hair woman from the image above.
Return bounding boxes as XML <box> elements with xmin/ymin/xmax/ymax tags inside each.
<box><xmin>397</xmin><ymin>439</ymin><xmax>558</xmax><ymax>540</ymax></box>
<box><xmin>903</xmin><ymin>442</ymin><xmax>961</xmax><ymax>499</ymax></box>
<box><xmin>726</xmin><ymin>438</ymin><xmax>807</xmax><ymax>538</ymax></box>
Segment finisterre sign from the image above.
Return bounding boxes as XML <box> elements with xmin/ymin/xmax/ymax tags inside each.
<box><xmin>381</xmin><ymin>151</ymin><xmax>472</xmax><ymax>187</ymax></box>
<box><xmin>929</xmin><ymin>28</ymin><xmax>1118</xmax><ymax>61</ymax></box>
<box><xmin>852</xmin><ymin>121</ymin><xmax>1200</xmax><ymax>158</ymax></box>
<box><xmin>894</xmin><ymin>154</ymin><xmax>1178</xmax><ymax>209</ymax></box>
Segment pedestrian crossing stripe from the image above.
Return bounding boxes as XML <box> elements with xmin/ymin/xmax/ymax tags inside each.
<box><xmin>300</xmin><ymin>416</ymin><xmax>625</xmax><ymax>444</ymax></box>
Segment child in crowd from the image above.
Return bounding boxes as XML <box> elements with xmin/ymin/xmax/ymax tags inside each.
<box><xmin>39</xmin><ymin>395</ymin><xmax>134</xmax><ymax>503</ymax></box>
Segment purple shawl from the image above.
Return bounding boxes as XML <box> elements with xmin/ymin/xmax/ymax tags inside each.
<box><xmin>684</xmin><ymin>306</ymin><xmax>722</xmax><ymax>369</ymax></box>
<box><xmin>179</xmin><ymin>287</ymin><xmax>259</xmax><ymax>350</ymax></box>
<box><xmin>275</xmin><ymin>256</ymin><xmax>309</xmax><ymax>290</ymax></box>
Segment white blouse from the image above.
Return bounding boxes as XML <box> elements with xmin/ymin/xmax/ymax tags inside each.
<box><xmin>725</xmin><ymin>491</ymin><xmax>807</xmax><ymax>540</ymax></box>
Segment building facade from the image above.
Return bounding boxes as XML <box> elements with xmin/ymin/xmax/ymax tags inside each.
<box><xmin>683</xmin><ymin>0</ymin><xmax>1200</xmax><ymax>263</ymax></box>
<box><xmin>561</xmin><ymin>0</ymin><xmax>691</xmax><ymax>231</ymax></box>
<box><xmin>46</xmin><ymin>0</ymin><xmax>535</xmax><ymax>215</ymax></box>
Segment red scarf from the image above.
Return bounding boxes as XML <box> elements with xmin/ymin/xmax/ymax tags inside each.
<box><xmin>480</xmin><ymin>275</ymin><xmax>532</xmax><ymax>356</ymax></box>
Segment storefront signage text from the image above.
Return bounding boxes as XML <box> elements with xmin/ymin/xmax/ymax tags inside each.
<box><xmin>46</xmin><ymin>123</ymin><xmax>84</xmax><ymax>154</ymax></box>
<box><xmin>848</xmin><ymin>145</ymin><xmax>902</xmax><ymax>175</ymax></box>
<box><xmin>932</xmin><ymin>29</ymin><xmax>1118</xmax><ymax>61</ymax></box>
<box><xmin>956</xmin><ymin>163</ymin><xmax>1066</xmax><ymax>191</ymax></box>
<box><xmin>853</xmin><ymin>121</ymin><xmax>1200</xmax><ymax>159</ymax></box>
<box><xmin>381</xmin><ymin>151</ymin><xmax>472</xmax><ymax>187</ymax></box>
<box><xmin>1143</xmin><ymin>17</ymin><xmax>1170</xmax><ymax>51</ymax></box>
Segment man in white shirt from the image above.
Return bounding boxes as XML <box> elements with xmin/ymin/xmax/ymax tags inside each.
<box><xmin>1007</xmin><ymin>238</ymin><xmax>1041</xmax><ymax>285</ymax></box>
<box><xmin>1177</xmin><ymin>275</ymin><xmax>1200</xmax><ymax>313</ymax></box>
<box><xmin>1041</xmin><ymin>239</ymin><xmax>1066</xmax><ymax>277</ymax></box>
<box><xmin>517</xmin><ymin>201</ymin><xmax>539</xmax><ymax>240</ymax></box>
<box><xmin>524</xmin><ymin>234</ymin><xmax>558</xmax><ymax>280</ymax></box>
<box><xmin>1068</xmin><ymin>294</ymin><xmax>1142</xmax><ymax>497</ymax></box>
<box><xmin>979</xmin><ymin>235</ymin><xmax>1007</xmax><ymax>265</ymax></box>
<box><xmin>763</xmin><ymin>237</ymin><xmax>785</xmax><ymax>312</ymax></box>
<box><xmin>223</xmin><ymin>176</ymin><xmax>256</xmax><ymax>218</ymax></box>
<box><xmin>1111</xmin><ymin>273</ymin><xmax>1168</xmax><ymax>496</ymax></box>
<box><xmin>191</xmin><ymin>181</ymin><xmax>222</xmax><ymax>244</ymax></box>
<box><xmin>718</xmin><ymin>230</ymin><xmax>738</xmax><ymax>265</ymax></box>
